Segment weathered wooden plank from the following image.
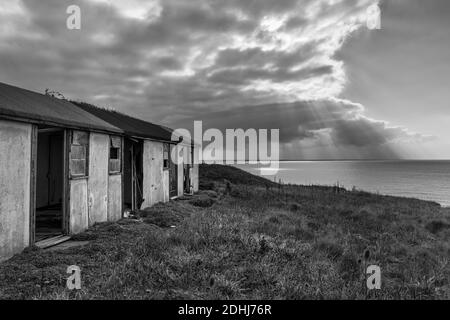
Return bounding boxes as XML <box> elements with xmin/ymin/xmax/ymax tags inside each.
<box><xmin>29</xmin><ymin>124</ymin><xmax>38</xmax><ymax>245</ymax></box>
<box><xmin>35</xmin><ymin>235</ymin><xmax>71</xmax><ymax>249</ymax></box>
<box><xmin>88</xmin><ymin>133</ymin><xmax>109</xmax><ymax>225</ymax></box>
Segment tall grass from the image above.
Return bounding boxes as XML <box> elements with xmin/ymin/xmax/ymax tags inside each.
<box><xmin>0</xmin><ymin>164</ymin><xmax>448</xmax><ymax>299</ymax></box>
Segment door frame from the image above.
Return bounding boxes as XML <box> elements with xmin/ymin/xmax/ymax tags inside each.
<box><xmin>124</xmin><ymin>137</ymin><xmax>144</xmax><ymax>211</ymax></box>
<box><xmin>29</xmin><ymin>125</ymin><xmax>37</xmax><ymax>245</ymax></box>
<box><xmin>62</xmin><ymin>129</ymin><xmax>70</xmax><ymax>234</ymax></box>
<box><xmin>169</xmin><ymin>144</ymin><xmax>178</xmax><ymax>198</ymax></box>
<box><xmin>29</xmin><ymin>127</ymin><xmax>70</xmax><ymax>245</ymax></box>
<box><xmin>184</xmin><ymin>163</ymin><xmax>191</xmax><ymax>194</ymax></box>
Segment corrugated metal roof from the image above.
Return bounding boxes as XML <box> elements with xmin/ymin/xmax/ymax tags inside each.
<box><xmin>73</xmin><ymin>102</ymin><xmax>177</xmax><ymax>143</ymax></box>
<box><xmin>0</xmin><ymin>82</ymin><xmax>122</xmax><ymax>133</ymax></box>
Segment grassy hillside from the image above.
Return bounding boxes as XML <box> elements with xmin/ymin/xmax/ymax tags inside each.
<box><xmin>0</xmin><ymin>164</ymin><xmax>449</xmax><ymax>299</ymax></box>
<box><xmin>199</xmin><ymin>164</ymin><xmax>277</xmax><ymax>188</ymax></box>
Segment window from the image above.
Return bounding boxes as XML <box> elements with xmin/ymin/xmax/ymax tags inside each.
<box><xmin>109</xmin><ymin>136</ymin><xmax>122</xmax><ymax>174</ymax></box>
<box><xmin>70</xmin><ymin>131</ymin><xmax>89</xmax><ymax>177</ymax></box>
<box><xmin>110</xmin><ymin>148</ymin><xmax>119</xmax><ymax>159</ymax></box>
<box><xmin>163</xmin><ymin>143</ymin><xmax>170</xmax><ymax>170</ymax></box>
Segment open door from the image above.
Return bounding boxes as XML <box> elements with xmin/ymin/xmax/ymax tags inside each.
<box><xmin>184</xmin><ymin>163</ymin><xmax>191</xmax><ymax>194</ymax></box>
<box><xmin>169</xmin><ymin>144</ymin><xmax>178</xmax><ymax>198</ymax></box>
<box><xmin>35</xmin><ymin>127</ymin><xmax>65</xmax><ymax>242</ymax></box>
<box><xmin>183</xmin><ymin>145</ymin><xmax>194</xmax><ymax>194</ymax></box>
<box><xmin>123</xmin><ymin>138</ymin><xmax>144</xmax><ymax>211</ymax></box>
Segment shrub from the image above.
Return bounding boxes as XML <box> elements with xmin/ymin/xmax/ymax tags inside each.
<box><xmin>200</xmin><ymin>181</ymin><xmax>216</xmax><ymax>190</ymax></box>
<box><xmin>225</xmin><ymin>179</ymin><xmax>232</xmax><ymax>193</ymax></box>
<box><xmin>189</xmin><ymin>196</ymin><xmax>216</xmax><ymax>208</ymax></box>
<box><xmin>200</xmin><ymin>190</ymin><xmax>219</xmax><ymax>198</ymax></box>
<box><xmin>425</xmin><ymin>220</ymin><xmax>450</xmax><ymax>234</ymax></box>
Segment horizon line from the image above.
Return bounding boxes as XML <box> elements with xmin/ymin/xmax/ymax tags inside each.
<box><xmin>201</xmin><ymin>159</ymin><xmax>450</xmax><ymax>162</ymax></box>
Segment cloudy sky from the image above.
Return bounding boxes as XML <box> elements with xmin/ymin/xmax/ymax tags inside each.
<box><xmin>1</xmin><ymin>0</ymin><xmax>449</xmax><ymax>160</ymax></box>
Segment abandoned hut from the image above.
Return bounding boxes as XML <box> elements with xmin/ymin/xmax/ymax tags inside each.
<box><xmin>73</xmin><ymin>102</ymin><xmax>199</xmax><ymax>207</ymax></box>
<box><xmin>0</xmin><ymin>81</ymin><xmax>199</xmax><ymax>261</ymax></box>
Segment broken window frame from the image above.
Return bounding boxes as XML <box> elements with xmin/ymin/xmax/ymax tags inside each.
<box><xmin>163</xmin><ymin>143</ymin><xmax>170</xmax><ymax>170</ymax></box>
<box><xmin>69</xmin><ymin>130</ymin><xmax>89</xmax><ymax>178</ymax></box>
<box><xmin>109</xmin><ymin>136</ymin><xmax>122</xmax><ymax>174</ymax></box>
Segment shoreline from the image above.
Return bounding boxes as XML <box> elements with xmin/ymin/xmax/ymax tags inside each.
<box><xmin>232</xmin><ymin>162</ymin><xmax>450</xmax><ymax>207</ymax></box>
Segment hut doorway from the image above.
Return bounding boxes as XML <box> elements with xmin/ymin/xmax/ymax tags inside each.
<box><xmin>123</xmin><ymin>138</ymin><xmax>144</xmax><ymax>211</ymax></box>
<box><xmin>184</xmin><ymin>145</ymin><xmax>194</xmax><ymax>194</ymax></box>
<box><xmin>184</xmin><ymin>163</ymin><xmax>191</xmax><ymax>194</ymax></box>
<box><xmin>169</xmin><ymin>144</ymin><xmax>178</xmax><ymax>198</ymax></box>
<box><xmin>35</xmin><ymin>128</ymin><xmax>65</xmax><ymax>241</ymax></box>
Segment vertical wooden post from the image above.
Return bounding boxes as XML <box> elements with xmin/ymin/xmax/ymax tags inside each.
<box><xmin>29</xmin><ymin>125</ymin><xmax>38</xmax><ymax>245</ymax></box>
<box><xmin>131</xmin><ymin>145</ymin><xmax>135</xmax><ymax>211</ymax></box>
<box><xmin>121</xmin><ymin>137</ymin><xmax>125</xmax><ymax>217</ymax></box>
<box><xmin>63</xmin><ymin>130</ymin><xmax>71</xmax><ymax>235</ymax></box>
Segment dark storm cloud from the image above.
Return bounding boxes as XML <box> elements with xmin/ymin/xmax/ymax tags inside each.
<box><xmin>331</xmin><ymin>117</ymin><xmax>431</xmax><ymax>147</ymax></box>
<box><xmin>168</xmin><ymin>99</ymin><xmax>430</xmax><ymax>148</ymax></box>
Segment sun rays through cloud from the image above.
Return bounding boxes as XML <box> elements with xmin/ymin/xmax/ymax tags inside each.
<box><xmin>0</xmin><ymin>0</ymin><xmax>443</xmax><ymax>159</ymax></box>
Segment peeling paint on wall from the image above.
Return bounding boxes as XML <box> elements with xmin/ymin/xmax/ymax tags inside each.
<box><xmin>142</xmin><ymin>140</ymin><xmax>167</xmax><ymax>208</ymax></box>
<box><xmin>0</xmin><ymin>120</ymin><xmax>31</xmax><ymax>261</ymax></box>
<box><xmin>163</xmin><ymin>170</ymin><xmax>170</xmax><ymax>202</ymax></box>
<box><xmin>88</xmin><ymin>133</ymin><xmax>109</xmax><ymax>226</ymax></box>
<box><xmin>69</xmin><ymin>178</ymin><xmax>88</xmax><ymax>234</ymax></box>
<box><xmin>108</xmin><ymin>174</ymin><xmax>122</xmax><ymax>221</ymax></box>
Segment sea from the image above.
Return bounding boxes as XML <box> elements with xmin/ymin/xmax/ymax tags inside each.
<box><xmin>234</xmin><ymin>160</ymin><xmax>450</xmax><ymax>207</ymax></box>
